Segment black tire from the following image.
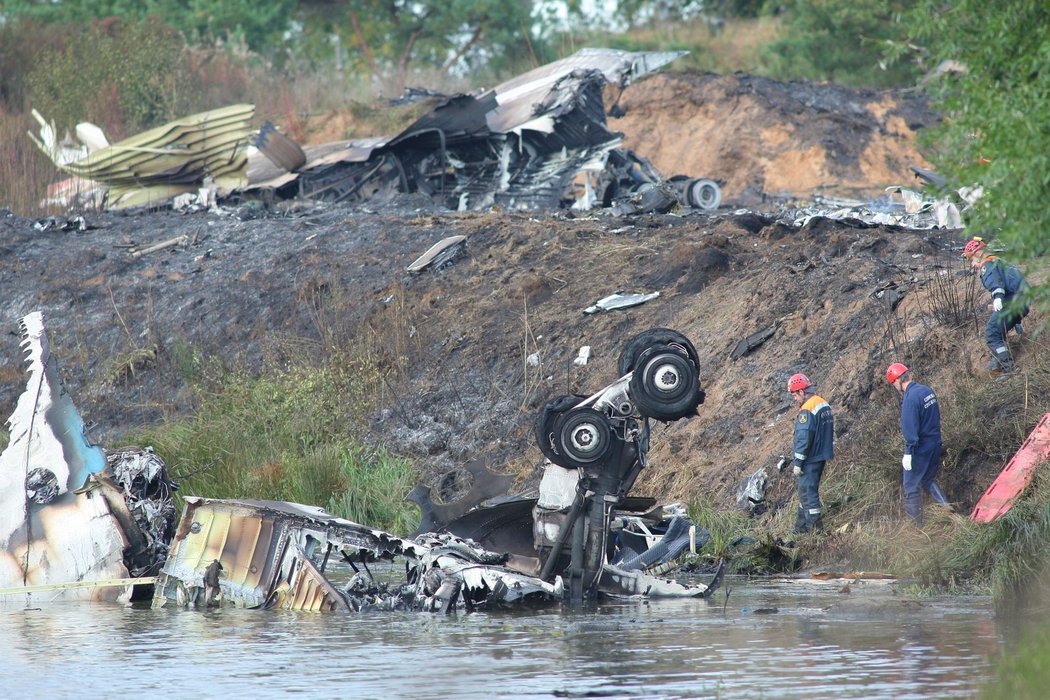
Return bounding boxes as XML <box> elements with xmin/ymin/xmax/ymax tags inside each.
<box><xmin>552</xmin><ymin>408</ymin><xmax>614</xmax><ymax>470</ymax></box>
<box><xmin>534</xmin><ymin>394</ymin><xmax>584</xmax><ymax>465</ymax></box>
<box><xmin>617</xmin><ymin>328</ymin><xmax>700</xmax><ymax>377</ymax></box>
<box><xmin>629</xmin><ymin>347</ymin><xmax>703</xmax><ymax>421</ymax></box>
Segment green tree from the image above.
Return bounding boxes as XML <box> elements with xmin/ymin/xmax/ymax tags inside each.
<box><xmin>294</xmin><ymin>0</ymin><xmax>540</xmax><ymax>85</ymax></box>
<box><xmin>26</xmin><ymin>18</ymin><xmax>192</xmax><ymax>137</ymax></box>
<box><xmin>766</xmin><ymin>0</ymin><xmax>920</xmax><ymax>87</ymax></box>
<box><xmin>0</xmin><ymin>0</ymin><xmax>294</xmax><ymax>51</ymax></box>
<box><xmin>906</xmin><ymin>0</ymin><xmax>1049</xmax><ymax>313</ymax></box>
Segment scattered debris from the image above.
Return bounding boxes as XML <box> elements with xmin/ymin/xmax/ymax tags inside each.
<box><xmin>574</xmin><ymin>346</ymin><xmax>592</xmax><ymax>366</ymax></box>
<box><xmin>0</xmin><ymin>315</ymin><xmax>718</xmax><ymax>609</ymax></box>
<box><xmin>730</xmin><ymin>323</ymin><xmax>778</xmax><ymax>360</ymax></box>
<box><xmin>129</xmin><ymin>235</ymin><xmax>190</xmax><ymax>259</ymax></box>
<box><xmin>32</xmin><ymin>215</ymin><xmax>92</xmax><ymax>233</ymax></box>
<box><xmin>407</xmin><ymin>235</ymin><xmax>467</xmax><ymax>273</ymax></box>
<box><xmin>971</xmin><ymin>412</ymin><xmax>1050</xmax><ymax>523</ymax></box>
<box><xmin>736</xmin><ymin>467</ymin><xmax>769</xmax><ymax>513</ymax></box>
<box><xmin>584</xmin><ymin>290</ymin><xmax>660</xmax><ymax>314</ymax></box>
<box><xmin>34</xmin><ymin>50</ymin><xmax>726</xmax><ymax>215</ymax></box>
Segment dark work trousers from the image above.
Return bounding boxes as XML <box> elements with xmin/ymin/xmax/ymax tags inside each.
<box><xmin>794</xmin><ymin>461</ymin><xmax>825</xmax><ymax>533</ymax></box>
<box><xmin>903</xmin><ymin>443</ymin><xmax>949</xmax><ymax>525</ymax></box>
<box><xmin>986</xmin><ymin>307</ymin><xmax>1025</xmax><ymax>359</ymax></box>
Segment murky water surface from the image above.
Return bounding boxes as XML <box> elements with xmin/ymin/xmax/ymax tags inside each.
<box><xmin>0</xmin><ymin>571</ymin><xmax>1006</xmax><ymax>699</ymax></box>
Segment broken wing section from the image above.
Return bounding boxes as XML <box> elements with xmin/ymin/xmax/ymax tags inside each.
<box><xmin>31</xmin><ymin>105</ymin><xmax>254</xmax><ymax>210</ymax></box>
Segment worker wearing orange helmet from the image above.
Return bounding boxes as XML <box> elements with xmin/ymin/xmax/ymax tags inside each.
<box><xmin>962</xmin><ymin>236</ymin><xmax>1031</xmax><ymax>374</ymax></box>
<box><xmin>886</xmin><ymin>363</ymin><xmax>949</xmax><ymax>525</ymax></box>
<box><xmin>787</xmin><ymin>373</ymin><xmax>834</xmax><ymax>533</ymax></box>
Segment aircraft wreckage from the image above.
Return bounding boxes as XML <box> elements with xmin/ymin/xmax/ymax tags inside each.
<box><xmin>33</xmin><ymin>48</ymin><xmax>721</xmax><ymax>214</ymax></box>
<box><xmin>0</xmin><ymin>313</ymin><xmax>723</xmax><ymax>610</ymax></box>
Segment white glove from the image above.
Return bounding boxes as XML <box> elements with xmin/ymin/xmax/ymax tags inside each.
<box><xmin>902</xmin><ymin>454</ymin><xmax>912</xmax><ymax>471</ymax></box>
<box><xmin>793</xmin><ymin>465</ymin><xmax>802</xmax><ymax>477</ymax></box>
<box><xmin>992</xmin><ymin>298</ymin><xmax>1003</xmax><ymax>312</ymax></box>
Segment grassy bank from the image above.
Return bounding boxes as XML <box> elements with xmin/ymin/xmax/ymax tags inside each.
<box><xmin>124</xmin><ymin>344</ymin><xmax>421</xmax><ymax>535</ymax></box>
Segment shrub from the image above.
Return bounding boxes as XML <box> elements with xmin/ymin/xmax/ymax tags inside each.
<box><xmin>26</xmin><ymin>18</ymin><xmax>192</xmax><ymax>139</ymax></box>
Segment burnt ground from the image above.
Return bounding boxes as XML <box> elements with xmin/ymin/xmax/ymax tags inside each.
<box><xmin>0</xmin><ymin>72</ymin><xmax>1043</xmax><ymax>526</ymax></box>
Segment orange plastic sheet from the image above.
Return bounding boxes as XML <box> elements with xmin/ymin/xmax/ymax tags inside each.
<box><xmin>971</xmin><ymin>413</ymin><xmax>1050</xmax><ymax>523</ymax></box>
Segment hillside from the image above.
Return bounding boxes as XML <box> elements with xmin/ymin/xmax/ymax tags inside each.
<box><xmin>1</xmin><ymin>71</ymin><xmax>1045</xmax><ymax>533</ymax></box>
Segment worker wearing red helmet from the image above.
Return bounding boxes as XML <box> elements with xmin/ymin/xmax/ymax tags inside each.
<box><xmin>886</xmin><ymin>363</ymin><xmax>950</xmax><ymax>525</ymax></box>
<box><xmin>962</xmin><ymin>236</ymin><xmax>1031</xmax><ymax>374</ymax></box>
<box><xmin>787</xmin><ymin>372</ymin><xmax>834</xmax><ymax>533</ymax></box>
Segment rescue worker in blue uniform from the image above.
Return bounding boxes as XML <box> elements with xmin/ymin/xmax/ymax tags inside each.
<box><xmin>886</xmin><ymin>363</ymin><xmax>950</xmax><ymax>525</ymax></box>
<box><xmin>962</xmin><ymin>236</ymin><xmax>1031</xmax><ymax>374</ymax></box>
<box><xmin>787</xmin><ymin>373</ymin><xmax>834</xmax><ymax>533</ymax></box>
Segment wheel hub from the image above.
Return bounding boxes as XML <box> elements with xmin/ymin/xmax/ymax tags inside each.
<box><xmin>653</xmin><ymin>364</ymin><xmax>680</xmax><ymax>391</ymax></box>
<box><xmin>571</xmin><ymin>424</ymin><xmax>599</xmax><ymax>452</ymax></box>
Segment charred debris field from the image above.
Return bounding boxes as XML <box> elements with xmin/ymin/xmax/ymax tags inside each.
<box><xmin>0</xmin><ymin>201</ymin><xmax>995</xmax><ymax>511</ymax></box>
<box><xmin>0</xmin><ymin>68</ymin><xmax>1025</xmax><ymax>519</ymax></box>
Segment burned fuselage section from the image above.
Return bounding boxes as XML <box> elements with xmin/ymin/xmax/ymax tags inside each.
<box><xmin>249</xmin><ymin>48</ymin><xmax>721</xmax><ymax>214</ymax></box>
<box><xmin>151</xmin><ymin>497</ymin><xmax>563</xmax><ymax>612</ymax></box>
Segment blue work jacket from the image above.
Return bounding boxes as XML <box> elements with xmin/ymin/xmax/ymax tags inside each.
<box><xmin>793</xmin><ymin>394</ymin><xmax>834</xmax><ymax>466</ymax></box>
<box><xmin>901</xmin><ymin>381</ymin><xmax>941</xmax><ymax>456</ymax></box>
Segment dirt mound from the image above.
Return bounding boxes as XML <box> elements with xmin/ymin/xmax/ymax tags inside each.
<box><xmin>612</xmin><ymin>72</ymin><xmax>938</xmax><ymax>203</ymax></box>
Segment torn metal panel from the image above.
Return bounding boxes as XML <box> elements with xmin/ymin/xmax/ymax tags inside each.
<box><xmin>971</xmin><ymin>412</ymin><xmax>1050</xmax><ymax>523</ymax></box>
<box><xmin>584</xmin><ymin>290</ymin><xmax>660</xmax><ymax>314</ymax></box>
<box><xmin>484</xmin><ymin>48</ymin><xmax>688</xmax><ymax>133</ymax></box>
<box><xmin>405</xmin><ymin>458</ymin><xmax>515</xmax><ymax>536</ymax></box>
<box><xmin>600</xmin><ymin>558</ymin><xmax>725</xmax><ymax>598</ymax></box>
<box><xmin>153</xmin><ymin>498</ymin><xmax>398</xmax><ymax>610</ymax></box>
<box><xmin>253</xmin><ymin>121</ymin><xmax>306</xmax><ymax>172</ymax></box>
<box><xmin>736</xmin><ymin>467</ymin><xmax>769</xmax><ymax>512</ymax></box>
<box><xmin>730</xmin><ymin>323</ymin><xmax>778</xmax><ymax>360</ymax></box>
<box><xmin>406</xmin><ymin>235</ymin><xmax>468</xmax><ymax>273</ymax></box>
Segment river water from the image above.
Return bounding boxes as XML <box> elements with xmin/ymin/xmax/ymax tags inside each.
<box><xmin>0</xmin><ymin>571</ymin><xmax>1006</xmax><ymax>699</ymax></box>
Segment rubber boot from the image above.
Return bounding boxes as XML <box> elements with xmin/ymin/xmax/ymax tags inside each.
<box><xmin>904</xmin><ymin>494</ymin><xmax>923</xmax><ymax>526</ymax></box>
<box><xmin>928</xmin><ymin>482</ymin><xmax>951</xmax><ymax>509</ymax></box>
<box><xmin>994</xmin><ymin>347</ymin><xmax>1015</xmax><ymax>373</ymax></box>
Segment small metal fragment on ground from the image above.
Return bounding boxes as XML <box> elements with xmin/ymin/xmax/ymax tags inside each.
<box><xmin>583</xmin><ymin>291</ymin><xmax>660</xmax><ymax>314</ymax></box>
<box><xmin>407</xmin><ymin>235</ymin><xmax>467</xmax><ymax>273</ymax></box>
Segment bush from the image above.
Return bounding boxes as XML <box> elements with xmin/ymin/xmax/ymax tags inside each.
<box><xmin>125</xmin><ymin>351</ymin><xmax>420</xmax><ymax>535</ymax></box>
<box><xmin>765</xmin><ymin>0</ymin><xmax>920</xmax><ymax>87</ymax></box>
<box><xmin>26</xmin><ymin>18</ymin><xmax>192</xmax><ymax>139</ymax></box>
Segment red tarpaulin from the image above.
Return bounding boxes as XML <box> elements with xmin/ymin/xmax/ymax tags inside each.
<box><xmin>971</xmin><ymin>413</ymin><xmax>1050</xmax><ymax>523</ymax></box>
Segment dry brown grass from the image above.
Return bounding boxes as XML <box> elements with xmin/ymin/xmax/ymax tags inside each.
<box><xmin>0</xmin><ymin>105</ymin><xmax>60</xmax><ymax>216</ymax></box>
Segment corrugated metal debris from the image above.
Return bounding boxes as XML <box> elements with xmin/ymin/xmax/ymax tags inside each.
<box><xmin>31</xmin><ymin>105</ymin><xmax>255</xmax><ymax>210</ymax></box>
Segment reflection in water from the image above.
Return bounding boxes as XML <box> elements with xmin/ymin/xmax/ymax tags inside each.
<box><xmin>0</xmin><ymin>574</ymin><xmax>1007</xmax><ymax>699</ymax></box>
